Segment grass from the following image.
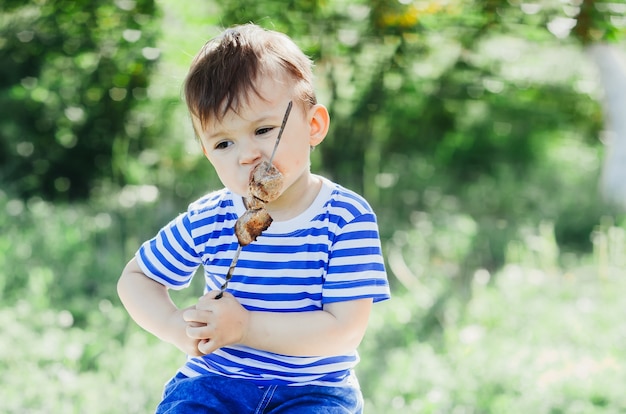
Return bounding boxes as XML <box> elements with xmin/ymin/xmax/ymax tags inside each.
<box><xmin>360</xmin><ymin>261</ymin><xmax>626</xmax><ymax>413</ymax></box>
<box><xmin>3</xmin><ymin>1</ymin><xmax>624</xmax><ymax>411</ymax></box>
<box><xmin>1</xmin><ymin>7</ymin><xmax>623</xmax><ymax>406</ymax></box>
<box><xmin>2</xmin><ymin>171</ymin><xmax>626</xmax><ymax>412</ymax></box>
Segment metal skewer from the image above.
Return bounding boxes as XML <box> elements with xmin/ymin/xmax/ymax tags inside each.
<box><xmin>215</xmin><ymin>101</ymin><xmax>293</xmax><ymax>299</ymax></box>
<box><xmin>267</xmin><ymin>101</ymin><xmax>293</xmax><ymax>169</ymax></box>
<box><xmin>215</xmin><ymin>244</ymin><xmax>242</xmax><ymax>299</ymax></box>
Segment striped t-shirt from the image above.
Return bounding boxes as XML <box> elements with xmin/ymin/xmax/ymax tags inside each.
<box><xmin>136</xmin><ymin>176</ymin><xmax>390</xmax><ymax>386</ymax></box>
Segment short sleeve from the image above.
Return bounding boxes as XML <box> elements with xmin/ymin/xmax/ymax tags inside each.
<box><xmin>135</xmin><ymin>212</ymin><xmax>203</xmax><ymax>289</ymax></box>
<box><xmin>323</xmin><ymin>211</ymin><xmax>390</xmax><ymax>304</ymax></box>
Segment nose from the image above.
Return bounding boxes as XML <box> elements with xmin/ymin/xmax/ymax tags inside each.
<box><xmin>239</xmin><ymin>138</ymin><xmax>263</xmax><ymax>165</ymax></box>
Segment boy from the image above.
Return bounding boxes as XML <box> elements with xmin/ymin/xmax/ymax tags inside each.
<box><xmin>117</xmin><ymin>23</ymin><xmax>390</xmax><ymax>413</ymax></box>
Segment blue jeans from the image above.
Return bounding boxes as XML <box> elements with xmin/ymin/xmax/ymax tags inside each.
<box><xmin>155</xmin><ymin>372</ymin><xmax>364</xmax><ymax>413</ymax></box>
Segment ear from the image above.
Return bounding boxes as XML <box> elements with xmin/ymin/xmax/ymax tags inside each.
<box><xmin>308</xmin><ymin>104</ymin><xmax>330</xmax><ymax>147</ymax></box>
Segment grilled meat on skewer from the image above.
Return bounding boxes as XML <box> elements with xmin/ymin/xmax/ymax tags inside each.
<box><xmin>237</xmin><ymin>163</ymin><xmax>283</xmax><ymax>245</ymax></box>
<box><xmin>235</xmin><ymin>208</ymin><xmax>273</xmax><ymax>246</ymax></box>
<box><xmin>216</xmin><ymin>102</ymin><xmax>291</xmax><ymax>299</ymax></box>
<box><xmin>243</xmin><ymin>195</ymin><xmax>264</xmax><ymax>210</ymax></box>
<box><xmin>249</xmin><ymin>161</ymin><xmax>283</xmax><ymax>203</ymax></box>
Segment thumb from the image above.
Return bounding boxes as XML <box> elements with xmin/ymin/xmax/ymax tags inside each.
<box><xmin>204</xmin><ymin>290</ymin><xmax>223</xmax><ymax>299</ymax></box>
<box><xmin>197</xmin><ymin>338</ymin><xmax>218</xmax><ymax>355</ymax></box>
<box><xmin>198</xmin><ymin>290</ymin><xmax>225</xmax><ymax>305</ymax></box>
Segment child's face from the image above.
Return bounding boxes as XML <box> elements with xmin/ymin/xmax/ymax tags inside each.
<box><xmin>194</xmin><ymin>74</ymin><xmax>328</xmax><ymax>202</ymax></box>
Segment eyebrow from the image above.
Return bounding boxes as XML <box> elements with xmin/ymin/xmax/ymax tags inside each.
<box><xmin>201</xmin><ymin>111</ymin><xmax>282</xmax><ymax>140</ymax></box>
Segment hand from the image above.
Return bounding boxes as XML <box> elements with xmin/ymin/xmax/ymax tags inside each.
<box><xmin>166</xmin><ymin>306</ymin><xmax>205</xmax><ymax>357</ymax></box>
<box><xmin>183</xmin><ymin>291</ymin><xmax>250</xmax><ymax>355</ymax></box>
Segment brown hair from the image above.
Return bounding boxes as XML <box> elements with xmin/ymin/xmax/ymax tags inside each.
<box><xmin>184</xmin><ymin>24</ymin><xmax>317</xmax><ymax>131</ymax></box>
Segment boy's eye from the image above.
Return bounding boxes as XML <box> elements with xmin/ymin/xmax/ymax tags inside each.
<box><xmin>214</xmin><ymin>140</ymin><xmax>232</xmax><ymax>150</ymax></box>
<box><xmin>256</xmin><ymin>127</ymin><xmax>274</xmax><ymax>136</ymax></box>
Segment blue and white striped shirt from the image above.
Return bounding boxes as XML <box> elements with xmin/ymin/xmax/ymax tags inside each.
<box><xmin>136</xmin><ymin>176</ymin><xmax>390</xmax><ymax>386</ymax></box>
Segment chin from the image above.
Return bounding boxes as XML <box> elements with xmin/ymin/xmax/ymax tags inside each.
<box><xmin>226</xmin><ymin>186</ymin><xmax>247</xmax><ymax>197</ymax></box>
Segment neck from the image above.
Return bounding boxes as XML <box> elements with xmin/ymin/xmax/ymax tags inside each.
<box><xmin>264</xmin><ymin>173</ymin><xmax>321</xmax><ymax>222</ymax></box>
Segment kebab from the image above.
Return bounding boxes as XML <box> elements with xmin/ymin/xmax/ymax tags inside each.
<box><xmin>215</xmin><ymin>101</ymin><xmax>292</xmax><ymax>299</ymax></box>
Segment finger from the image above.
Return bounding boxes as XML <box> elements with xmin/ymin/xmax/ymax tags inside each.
<box><xmin>183</xmin><ymin>308</ymin><xmax>204</xmax><ymax>322</ymax></box>
<box><xmin>198</xmin><ymin>338</ymin><xmax>218</xmax><ymax>355</ymax></box>
<box><xmin>186</xmin><ymin>324</ymin><xmax>211</xmax><ymax>340</ymax></box>
<box><xmin>186</xmin><ymin>340</ymin><xmax>204</xmax><ymax>357</ymax></box>
<box><xmin>200</xmin><ymin>290</ymin><xmax>226</xmax><ymax>301</ymax></box>
<box><xmin>196</xmin><ymin>291</ymin><xmax>227</xmax><ymax>309</ymax></box>
<box><xmin>194</xmin><ymin>300</ymin><xmax>213</xmax><ymax>311</ymax></box>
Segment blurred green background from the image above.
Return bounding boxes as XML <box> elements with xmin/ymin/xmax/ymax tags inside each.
<box><xmin>2</xmin><ymin>0</ymin><xmax>626</xmax><ymax>412</ymax></box>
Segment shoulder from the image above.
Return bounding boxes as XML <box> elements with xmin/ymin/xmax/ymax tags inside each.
<box><xmin>181</xmin><ymin>188</ymin><xmax>239</xmax><ymax>230</ymax></box>
<box><xmin>319</xmin><ymin>177</ymin><xmax>375</xmax><ymax>220</ymax></box>
<box><xmin>187</xmin><ymin>188</ymin><xmax>235</xmax><ymax>216</ymax></box>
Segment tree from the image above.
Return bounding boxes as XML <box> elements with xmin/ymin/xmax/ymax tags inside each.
<box><xmin>0</xmin><ymin>0</ymin><xmax>161</xmax><ymax>200</ymax></box>
<box><xmin>213</xmin><ymin>1</ymin><xmax>615</xmax><ymax>202</ymax></box>
<box><xmin>571</xmin><ymin>0</ymin><xmax>626</xmax><ymax>208</ymax></box>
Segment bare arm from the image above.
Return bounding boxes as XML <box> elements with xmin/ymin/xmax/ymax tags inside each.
<box><xmin>185</xmin><ymin>290</ymin><xmax>373</xmax><ymax>357</ymax></box>
<box><xmin>119</xmin><ymin>258</ymin><xmax>374</xmax><ymax>357</ymax></box>
<box><xmin>117</xmin><ymin>257</ymin><xmax>204</xmax><ymax>356</ymax></box>
<box><xmin>246</xmin><ymin>298</ymin><xmax>373</xmax><ymax>356</ymax></box>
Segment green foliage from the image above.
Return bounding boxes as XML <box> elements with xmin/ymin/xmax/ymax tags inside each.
<box><xmin>0</xmin><ymin>299</ymin><xmax>184</xmax><ymax>413</ymax></box>
<box><xmin>360</xmin><ymin>265</ymin><xmax>626</xmax><ymax>413</ymax></box>
<box><xmin>210</xmin><ymin>0</ymin><xmax>612</xmax><ymax>218</ymax></box>
<box><xmin>2</xmin><ymin>167</ymin><xmax>626</xmax><ymax>412</ymax></box>
<box><xmin>0</xmin><ymin>187</ymin><xmax>200</xmax><ymax>412</ymax></box>
<box><xmin>357</xmin><ymin>208</ymin><xmax>626</xmax><ymax>413</ymax></box>
<box><xmin>2</xmin><ymin>0</ymin><xmax>626</xmax><ymax>412</ymax></box>
<box><xmin>0</xmin><ymin>0</ymin><xmax>162</xmax><ymax>200</ymax></box>
<box><xmin>572</xmin><ymin>0</ymin><xmax>626</xmax><ymax>43</ymax></box>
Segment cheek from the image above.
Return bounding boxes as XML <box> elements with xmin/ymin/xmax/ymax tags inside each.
<box><xmin>209</xmin><ymin>160</ymin><xmax>239</xmax><ymax>191</ymax></box>
<box><xmin>272</xmin><ymin>133</ymin><xmax>310</xmax><ymax>173</ymax></box>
